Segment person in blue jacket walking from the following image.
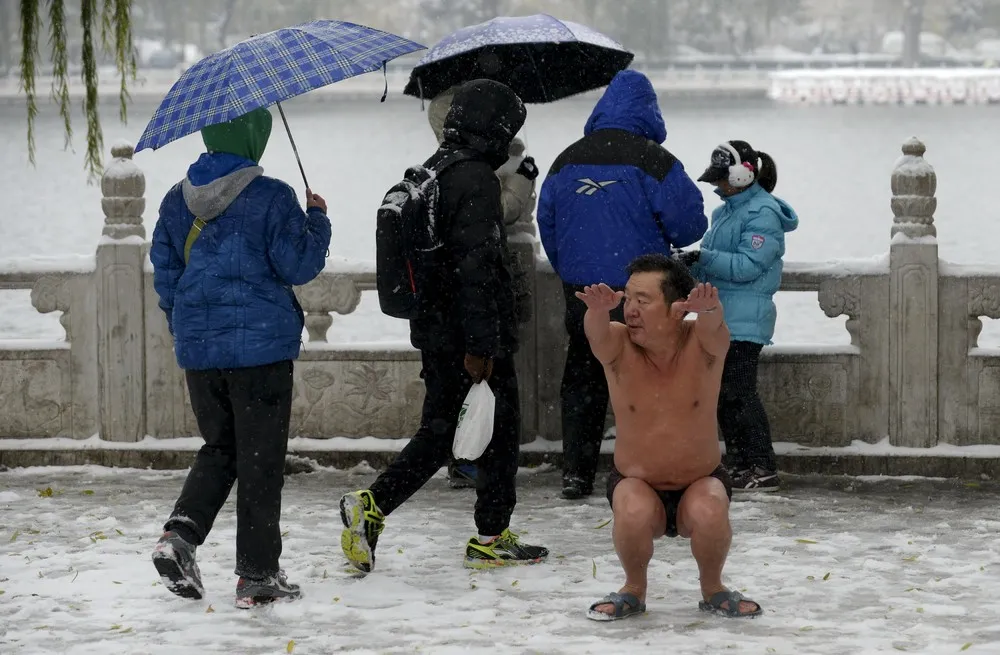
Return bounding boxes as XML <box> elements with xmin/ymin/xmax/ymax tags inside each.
<box><xmin>148</xmin><ymin>107</ymin><xmax>332</xmax><ymax>608</ymax></box>
<box><xmin>537</xmin><ymin>69</ymin><xmax>707</xmax><ymax>499</ymax></box>
<box><xmin>678</xmin><ymin>139</ymin><xmax>798</xmax><ymax>492</ymax></box>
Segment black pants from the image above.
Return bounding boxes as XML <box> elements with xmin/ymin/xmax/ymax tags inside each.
<box><xmin>370</xmin><ymin>350</ymin><xmax>520</xmax><ymax>536</ymax></box>
<box><xmin>718</xmin><ymin>341</ymin><xmax>776</xmax><ymax>471</ymax></box>
<box><xmin>560</xmin><ymin>283</ymin><xmax>625</xmax><ymax>489</ymax></box>
<box><xmin>164</xmin><ymin>360</ymin><xmax>294</xmax><ymax>579</ymax></box>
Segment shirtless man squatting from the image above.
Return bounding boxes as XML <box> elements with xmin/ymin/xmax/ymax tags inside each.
<box><xmin>577</xmin><ymin>253</ymin><xmax>763</xmax><ymax>621</ymax></box>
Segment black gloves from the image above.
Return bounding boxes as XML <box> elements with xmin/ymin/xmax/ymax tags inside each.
<box><xmin>673</xmin><ymin>249</ymin><xmax>700</xmax><ymax>268</ymax></box>
<box><xmin>516</xmin><ymin>156</ymin><xmax>539</xmax><ymax>181</ymax></box>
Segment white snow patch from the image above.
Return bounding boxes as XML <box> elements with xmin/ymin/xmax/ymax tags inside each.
<box><xmin>0</xmin><ymin>339</ymin><xmax>69</xmax><ymax>350</ymax></box>
<box><xmin>0</xmin><ymin>254</ymin><xmax>95</xmax><ymax>274</ymax></box>
<box><xmin>774</xmin><ymin>437</ymin><xmax>1000</xmax><ymax>458</ymax></box>
<box><xmin>98</xmin><ymin>234</ymin><xmax>146</xmax><ymax>246</ymax></box>
<box><xmin>1</xmin><ymin>468</ymin><xmax>998</xmax><ymax>653</ymax></box>
<box><xmin>890</xmin><ymin>231</ymin><xmax>937</xmax><ymax>245</ymax></box>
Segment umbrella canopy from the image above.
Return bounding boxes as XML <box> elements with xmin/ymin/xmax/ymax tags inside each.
<box><xmin>136</xmin><ymin>20</ymin><xmax>425</xmax><ymax>153</ymax></box>
<box><xmin>403</xmin><ymin>14</ymin><xmax>633</xmax><ymax>103</ymax></box>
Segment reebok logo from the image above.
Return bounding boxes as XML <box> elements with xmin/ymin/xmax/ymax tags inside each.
<box><xmin>575</xmin><ymin>178</ymin><xmax>618</xmax><ymax>195</ymax></box>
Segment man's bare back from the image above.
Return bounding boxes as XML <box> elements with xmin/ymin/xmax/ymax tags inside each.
<box><xmin>607</xmin><ymin>320</ymin><xmax>725</xmax><ymax>490</ymax></box>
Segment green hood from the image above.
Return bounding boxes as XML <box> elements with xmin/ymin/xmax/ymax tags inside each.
<box><xmin>201</xmin><ymin>107</ymin><xmax>273</xmax><ymax>163</ymax></box>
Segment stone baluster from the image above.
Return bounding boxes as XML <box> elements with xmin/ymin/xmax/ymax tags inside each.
<box><xmin>888</xmin><ymin>137</ymin><xmax>938</xmax><ymax>448</ymax></box>
<box><xmin>294</xmin><ymin>274</ymin><xmax>362</xmax><ymax>343</ymax></box>
<box><xmin>30</xmin><ymin>275</ymin><xmax>74</xmax><ymax>340</ymax></box>
<box><xmin>96</xmin><ymin>142</ymin><xmax>147</xmax><ymax>442</ymax></box>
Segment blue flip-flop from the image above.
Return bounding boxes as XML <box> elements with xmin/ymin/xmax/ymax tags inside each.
<box><xmin>698</xmin><ymin>590</ymin><xmax>763</xmax><ymax>618</ymax></box>
<box><xmin>586</xmin><ymin>591</ymin><xmax>646</xmax><ymax>621</ymax></box>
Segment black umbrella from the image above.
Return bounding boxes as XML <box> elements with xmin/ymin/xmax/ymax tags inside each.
<box><xmin>403</xmin><ymin>14</ymin><xmax>634</xmax><ymax>103</ymax></box>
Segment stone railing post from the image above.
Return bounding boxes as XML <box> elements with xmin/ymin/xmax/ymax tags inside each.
<box><xmin>97</xmin><ymin>142</ymin><xmax>147</xmax><ymax>442</ymax></box>
<box><xmin>888</xmin><ymin>137</ymin><xmax>938</xmax><ymax>447</ymax></box>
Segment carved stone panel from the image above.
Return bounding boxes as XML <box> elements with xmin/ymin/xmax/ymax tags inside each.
<box><xmin>291</xmin><ymin>359</ymin><xmax>424</xmax><ymax>438</ymax></box>
<box><xmin>758</xmin><ymin>361</ymin><xmax>849</xmax><ymax>446</ymax></box>
<box><xmin>0</xmin><ymin>357</ymin><xmax>68</xmax><ymax>437</ymax></box>
<box><xmin>978</xmin><ymin>365</ymin><xmax>1000</xmax><ymax>442</ymax></box>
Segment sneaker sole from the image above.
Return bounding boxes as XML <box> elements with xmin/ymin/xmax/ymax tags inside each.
<box><xmin>152</xmin><ymin>551</ymin><xmax>204</xmax><ymax>600</ymax></box>
<box><xmin>732</xmin><ymin>486</ymin><xmax>780</xmax><ymax>493</ymax></box>
<box><xmin>463</xmin><ymin>555</ymin><xmax>547</xmax><ymax>570</ymax></box>
<box><xmin>339</xmin><ymin>494</ymin><xmax>374</xmax><ymax>574</ymax></box>
<box><xmin>234</xmin><ymin>592</ymin><xmax>302</xmax><ymax>610</ymax></box>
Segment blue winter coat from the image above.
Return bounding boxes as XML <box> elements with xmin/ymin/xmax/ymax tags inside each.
<box><xmin>692</xmin><ymin>183</ymin><xmax>799</xmax><ymax>345</ymax></box>
<box><xmin>537</xmin><ymin>70</ymin><xmax>706</xmax><ymax>287</ymax></box>
<box><xmin>150</xmin><ymin>153</ymin><xmax>332</xmax><ymax>370</ymax></box>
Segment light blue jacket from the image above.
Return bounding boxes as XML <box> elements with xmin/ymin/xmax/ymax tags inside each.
<box><xmin>692</xmin><ymin>183</ymin><xmax>798</xmax><ymax>345</ymax></box>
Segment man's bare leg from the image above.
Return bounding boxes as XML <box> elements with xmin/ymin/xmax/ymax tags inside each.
<box><xmin>677</xmin><ymin>477</ymin><xmax>760</xmax><ymax>615</ymax></box>
<box><xmin>592</xmin><ymin>478</ymin><xmax>666</xmax><ymax>616</ymax></box>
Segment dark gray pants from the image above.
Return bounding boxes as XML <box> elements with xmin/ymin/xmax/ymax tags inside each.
<box><xmin>718</xmin><ymin>341</ymin><xmax>776</xmax><ymax>471</ymax></box>
<box><xmin>370</xmin><ymin>350</ymin><xmax>521</xmax><ymax>536</ymax></box>
<box><xmin>164</xmin><ymin>360</ymin><xmax>294</xmax><ymax>579</ymax></box>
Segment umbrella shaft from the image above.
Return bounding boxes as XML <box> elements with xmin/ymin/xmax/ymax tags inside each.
<box><xmin>276</xmin><ymin>101</ymin><xmax>310</xmax><ymax>191</ymax></box>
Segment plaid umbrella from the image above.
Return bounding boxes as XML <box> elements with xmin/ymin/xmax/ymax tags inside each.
<box><xmin>135</xmin><ymin>20</ymin><xmax>425</xmax><ymax>187</ymax></box>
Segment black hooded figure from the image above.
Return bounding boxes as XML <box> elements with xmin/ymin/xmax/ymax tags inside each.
<box><xmin>338</xmin><ymin>80</ymin><xmax>550</xmax><ymax>572</ymax></box>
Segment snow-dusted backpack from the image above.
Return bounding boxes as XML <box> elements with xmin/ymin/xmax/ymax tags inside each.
<box><xmin>375</xmin><ymin>149</ymin><xmax>475</xmax><ymax>320</ymax></box>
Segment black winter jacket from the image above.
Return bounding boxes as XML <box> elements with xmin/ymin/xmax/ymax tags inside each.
<box><xmin>408</xmin><ymin>80</ymin><xmax>527</xmax><ymax>359</ymax></box>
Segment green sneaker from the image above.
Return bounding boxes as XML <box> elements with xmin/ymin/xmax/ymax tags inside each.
<box><xmin>339</xmin><ymin>490</ymin><xmax>385</xmax><ymax>573</ymax></box>
<box><xmin>464</xmin><ymin>528</ymin><xmax>549</xmax><ymax>569</ymax></box>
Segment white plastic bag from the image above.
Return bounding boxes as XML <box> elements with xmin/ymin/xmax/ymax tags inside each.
<box><xmin>452</xmin><ymin>381</ymin><xmax>496</xmax><ymax>461</ymax></box>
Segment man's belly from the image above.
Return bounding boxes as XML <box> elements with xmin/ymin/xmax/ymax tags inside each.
<box><xmin>613</xmin><ymin>428</ymin><xmax>722</xmax><ymax>490</ymax></box>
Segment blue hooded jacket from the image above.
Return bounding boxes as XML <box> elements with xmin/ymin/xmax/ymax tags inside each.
<box><xmin>537</xmin><ymin>70</ymin><xmax>707</xmax><ymax>287</ymax></box>
<box><xmin>150</xmin><ymin>151</ymin><xmax>332</xmax><ymax>370</ymax></box>
<box><xmin>692</xmin><ymin>183</ymin><xmax>799</xmax><ymax>345</ymax></box>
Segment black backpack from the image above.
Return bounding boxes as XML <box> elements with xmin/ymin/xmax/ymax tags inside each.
<box><xmin>375</xmin><ymin>149</ymin><xmax>475</xmax><ymax>320</ymax></box>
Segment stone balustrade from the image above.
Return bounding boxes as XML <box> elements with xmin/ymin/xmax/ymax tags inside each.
<box><xmin>1</xmin><ymin>137</ymin><xmax>999</xmax><ymax>474</ymax></box>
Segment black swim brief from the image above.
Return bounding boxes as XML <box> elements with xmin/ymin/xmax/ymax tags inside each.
<box><xmin>605</xmin><ymin>465</ymin><xmax>733</xmax><ymax>538</ymax></box>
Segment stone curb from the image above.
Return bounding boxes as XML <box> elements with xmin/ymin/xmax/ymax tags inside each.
<box><xmin>0</xmin><ymin>449</ymin><xmax>996</xmax><ymax>481</ymax></box>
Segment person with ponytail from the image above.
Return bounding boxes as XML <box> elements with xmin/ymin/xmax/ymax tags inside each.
<box><xmin>675</xmin><ymin>140</ymin><xmax>798</xmax><ymax>492</ymax></box>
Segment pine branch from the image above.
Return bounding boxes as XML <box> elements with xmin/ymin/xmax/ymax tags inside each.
<box><xmin>81</xmin><ymin>0</ymin><xmax>103</xmax><ymax>181</ymax></box>
<box><xmin>48</xmin><ymin>0</ymin><xmax>72</xmax><ymax>150</ymax></box>
<box><xmin>18</xmin><ymin>0</ymin><xmax>41</xmax><ymax>165</ymax></box>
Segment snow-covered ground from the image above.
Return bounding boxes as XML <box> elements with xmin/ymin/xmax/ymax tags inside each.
<box><xmin>2</xmin><ymin>466</ymin><xmax>999</xmax><ymax>654</ymax></box>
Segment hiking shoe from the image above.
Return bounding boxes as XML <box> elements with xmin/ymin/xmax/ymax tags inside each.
<box><xmin>561</xmin><ymin>475</ymin><xmax>593</xmax><ymax>500</ymax></box>
<box><xmin>464</xmin><ymin>529</ymin><xmax>549</xmax><ymax>569</ymax></box>
<box><xmin>339</xmin><ymin>489</ymin><xmax>385</xmax><ymax>573</ymax></box>
<box><xmin>234</xmin><ymin>571</ymin><xmax>301</xmax><ymax>609</ymax></box>
<box><xmin>448</xmin><ymin>460</ymin><xmax>478</xmax><ymax>489</ymax></box>
<box><xmin>151</xmin><ymin>531</ymin><xmax>204</xmax><ymax>600</ymax></box>
<box><xmin>732</xmin><ymin>466</ymin><xmax>780</xmax><ymax>493</ymax></box>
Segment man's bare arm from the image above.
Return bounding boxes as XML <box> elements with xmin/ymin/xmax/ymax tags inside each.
<box><xmin>575</xmin><ymin>284</ymin><xmax>627</xmax><ymax>365</ymax></box>
<box><xmin>693</xmin><ymin>302</ymin><xmax>730</xmax><ymax>357</ymax></box>
<box><xmin>672</xmin><ymin>282</ymin><xmax>730</xmax><ymax>357</ymax></box>
<box><xmin>584</xmin><ymin>307</ymin><xmax>627</xmax><ymax>365</ymax></box>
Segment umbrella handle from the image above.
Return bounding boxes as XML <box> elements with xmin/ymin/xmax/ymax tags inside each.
<box><xmin>275</xmin><ymin>101</ymin><xmax>310</xmax><ymax>192</ymax></box>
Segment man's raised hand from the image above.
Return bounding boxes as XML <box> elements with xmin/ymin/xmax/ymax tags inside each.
<box><xmin>672</xmin><ymin>282</ymin><xmax>721</xmax><ymax>315</ymax></box>
<box><xmin>575</xmin><ymin>283</ymin><xmax>624</xmax><ymax>312</ymax></box>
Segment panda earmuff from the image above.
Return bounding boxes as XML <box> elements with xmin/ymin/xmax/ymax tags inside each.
<box><xmin>719</xmin><ymin>142</ymin><xmax>755</xmax><ymax>188</ymax></box>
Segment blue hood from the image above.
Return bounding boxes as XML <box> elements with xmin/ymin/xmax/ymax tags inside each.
<box><xmin>584</xmin><ymin>70</ymin><xmax>667</xmax><ymax>143</ymax></box>
<box><xmin>186</xmin><ymin>152</ymin><xmax>257</xmax><ymax>187</ymax></box>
